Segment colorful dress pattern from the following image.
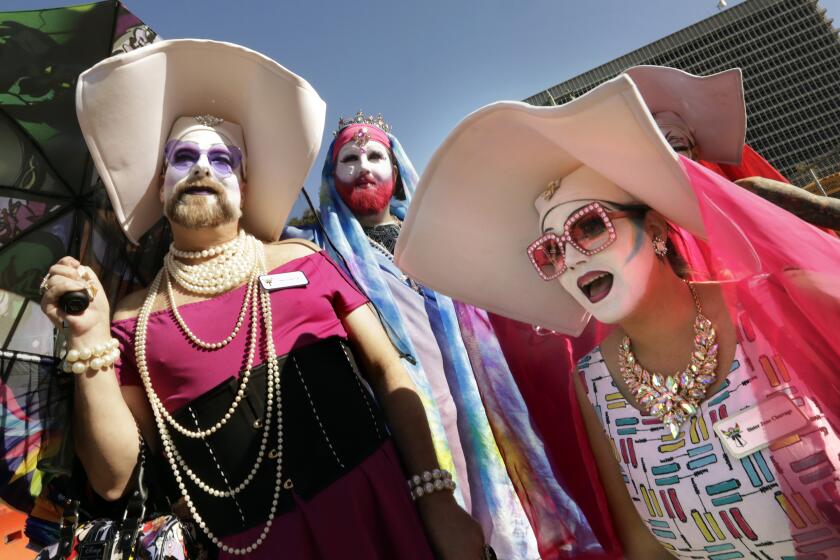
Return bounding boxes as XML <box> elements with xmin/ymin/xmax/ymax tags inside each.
<box><xmin>578</xmin><ymin>317</ymin><xmax>840</xmax><ymax>559</ymax></box>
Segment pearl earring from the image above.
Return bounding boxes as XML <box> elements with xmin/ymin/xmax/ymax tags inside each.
<box><xmin>653</xmin><ymin>235</ymin><xmax>668</xmax><ymax>257</ymax></box>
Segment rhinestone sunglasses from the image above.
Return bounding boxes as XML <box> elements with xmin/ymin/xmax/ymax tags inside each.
<box><xmin>527</xmin><ymin>202</ymin><xmax>634</xmax><ymax>281</ymax></box>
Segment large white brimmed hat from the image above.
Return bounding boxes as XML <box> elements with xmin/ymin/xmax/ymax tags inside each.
<box><xmin>624</xmin><ymin>65</ymin><xmax>746</xmax><ymax>165</ymax></box>
<box><xmin>394</xmin><ymin>75</ymin><xmax>704</xmax><ymax>336</ymax></box>
<box><xmin>76</xmin><ymin>39</ymin><xmax>326</xmax><ymax>244</ymax></box>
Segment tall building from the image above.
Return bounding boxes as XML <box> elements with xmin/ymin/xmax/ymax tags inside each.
<box><xmin>525</xmin><ymin>0</ymin><xmax>840</xmax><ymax>189</ymax></box>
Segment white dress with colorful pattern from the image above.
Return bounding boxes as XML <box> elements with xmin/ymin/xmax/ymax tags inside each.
<box><xmin>578</xmin><ymin>321</ymin><xmax>840</xmax><ymax>559</ymax></box>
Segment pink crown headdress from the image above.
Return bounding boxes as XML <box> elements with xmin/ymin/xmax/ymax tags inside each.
<box><xmin>334</xmin><ymin>110</ymin><xmax>392</xmax><ymax>136</ymax></box>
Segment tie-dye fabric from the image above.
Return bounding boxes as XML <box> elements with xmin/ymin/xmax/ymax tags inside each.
<box><xmin>456</xmin><ymin>303</ymin><xmax>606</xmax><ymax>558</ymax></box>
<box><xmin>283</xmin><ymin>133</ymin><xmax>583</xmax><ymax>558</ymax></box>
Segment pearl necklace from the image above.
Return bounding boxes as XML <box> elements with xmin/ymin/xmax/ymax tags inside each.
<box><xmin>136</xmin><ymin>244</ymin><xmax>285</xmax><ymax>555</ymax></box>
<box><xmin>156</xmin><ymin>272</ymin><xmax>260</xmax><ymax>439</ymax></box>
<box><xmin>151</xmin><ymin>234</ymin><xmax>265</xmax><ymax>439</ymax></box>
<box><xmin>166</xmin><ymin>265</ymin><xmax>256</xmax><ymax>350</ymax></box>
<box><xmin>169</xmin><ymin>229</ymin><xmax>245</xmax><ymax>259</ymax></box>
<box><xmin>164</xmin><ymin>231</ymin><xmax>257</xmax><ymax>295</ymax></box>
<box><xmin>617</xmin><ymin>282</ymin><xmax>719</xmax><ymax>438</ymax></box>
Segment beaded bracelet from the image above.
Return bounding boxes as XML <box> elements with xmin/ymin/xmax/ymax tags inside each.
<box><xmin>407</xmin><ymin>468</ymin><xmax>456</xmax><ymax>501</ymax></box>
<box><xmin>61</xmin><ymin>338</ymin><xmax>120</xmax><ymax>375</ymax></box>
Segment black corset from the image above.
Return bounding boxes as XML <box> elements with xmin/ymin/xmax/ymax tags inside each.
<box><xmin>157</xmin><ymin>336</ymin><xmax>391</xmax><ymax>537</ymax></box>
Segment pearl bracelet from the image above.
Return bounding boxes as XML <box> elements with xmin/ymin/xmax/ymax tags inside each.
<box><xmin>61</xmin><ymin>338</ymin><xmax>120</xmax><ymax>375</ymax></box>
<box><xmin>407</xmin><ymin>468</ymin><xmax>456</xmax><ymax>501</ymax></box>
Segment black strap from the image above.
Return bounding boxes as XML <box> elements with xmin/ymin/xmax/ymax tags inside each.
<box><xmin>55</xmin><ymin>457</ymin><xmax>86</xmax><ymax>559</ymax></box>
<box><xmin>56</xmin><ymin>499</ymin><xmax>78</xmax><ymax>559</ymax></box>
<box><xmin>55</xmin><ymin>439</ymin><xmax>148</xmax><ymax>559</ymax></box>
<box><xmin>160</xmin><ymin>337</ymin><xmax>389</xmax><ymax>537</ymax></box>
<box><xmin>115</xmin><ymin>440</ymin><xmax>148</xmax><ymax>558</ymax></box>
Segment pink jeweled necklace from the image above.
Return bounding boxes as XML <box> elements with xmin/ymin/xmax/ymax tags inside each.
<box><xmin>617</xmin><ymin>282</ymin><xmax>719</xmax><ymax>438</ymax></box>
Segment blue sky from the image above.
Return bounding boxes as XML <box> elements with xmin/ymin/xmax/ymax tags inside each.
<box><xmin>6</xmin><ymin>0</ymin><xmax>840</xmax><ymax>216</ymax></box>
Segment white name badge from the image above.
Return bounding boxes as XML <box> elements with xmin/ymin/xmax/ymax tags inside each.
<box><xmin>712</xmin><ymin>393</ymin><xmax>809</xmax><ymax>459</ymax></box>
<box><xmin>259</xmin><ymin>271</ymin><xmax>308</xmax><ymax>291</ymax></box>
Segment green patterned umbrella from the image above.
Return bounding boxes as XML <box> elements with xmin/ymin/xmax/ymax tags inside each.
<box><xmin>0</xmin><ymin>0</ymin><xmax>166</xmax><ymax>358</ymax></box>
<box><xmin>0</xmin><ymin>2</ymin><xmax>164</xmax><ymax>539</ymax></box>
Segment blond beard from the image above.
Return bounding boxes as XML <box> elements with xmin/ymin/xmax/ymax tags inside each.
<box><xmin>164</xmin><ymin>180</ymin><xmax>242</xmax><ymax>228</ymax></box>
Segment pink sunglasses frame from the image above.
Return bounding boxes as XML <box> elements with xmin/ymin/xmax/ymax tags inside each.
<box><xmin>527</xmin><ymin>202</ymin><xmax>632</xmax><ymax>281</ymax></box>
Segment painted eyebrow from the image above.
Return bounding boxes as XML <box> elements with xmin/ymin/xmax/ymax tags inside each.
<box><xmin>339</xmin><ymin>145</ymin><xmax>361</xmax><ymax>156</ymax></box>
<box><xmin>541</xmin><ymin>203</ymin><xmax>593</xmax><ymax>233</ymax></box>
<box><xmin>207</xmin><ymin>145</ymin><xmax>231</xmax><ymax>152</ymax></box>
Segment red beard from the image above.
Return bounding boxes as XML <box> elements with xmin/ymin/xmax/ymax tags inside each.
<box><xmin>335</xmin><ymin>176</ymin><xmax>396</xmax><ymax>216</ymax></box>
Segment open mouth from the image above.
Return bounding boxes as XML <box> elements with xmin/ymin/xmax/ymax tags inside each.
<box><xmin>181</xmin><ymin>184</ymin><xmax>219</xmax><ymax>196</ymax></box>
<box><xmin>577</xmin><ymin>271</ymin><xmax>614</xmax><ymax>304</ymax></box>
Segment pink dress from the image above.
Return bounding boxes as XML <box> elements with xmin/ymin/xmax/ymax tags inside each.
<box><xmin>112</xmin><ymin>251</ymin><xmax>434</xmax><ymax>559</ymax></box>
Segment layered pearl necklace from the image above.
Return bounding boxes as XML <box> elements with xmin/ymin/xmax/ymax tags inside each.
<box><xmin>164</xmin><ymin>230</ymin><xmax>256</xmax><ymax>295</ymax></box>
<box><xmin>617</xmin><ymin>282</ymin><xmax>719</xmax><ymax>438</ymax></box>
<box><xmin>135</xmin><ymin>232</ymin><xmax>284</xmax><ymax>555</ymax></box>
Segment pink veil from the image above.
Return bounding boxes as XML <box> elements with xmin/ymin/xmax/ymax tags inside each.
<box><xmin>669</xmin><ymin>143</ymin><xmax>801</xmax><ymax>281</ymax></box>
<box><xmin>489</xmin><ymin>155</ymin><xmax>840</xmax><ymax>557</ymax></box>
<box><xmin>681</xmin><ymin>156</ymin><xmax>840</xmax><ymax>431</ymax></box>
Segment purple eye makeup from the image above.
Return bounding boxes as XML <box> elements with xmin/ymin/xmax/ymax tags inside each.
<box><xmin>164</xmin><ymin>140</ymin><xmax>243</xmax><ymax>177</ymax></box>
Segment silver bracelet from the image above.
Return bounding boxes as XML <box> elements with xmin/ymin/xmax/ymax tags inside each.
<box><xmin>407</xmin><ymin>468</ymin><xmax>456</xmax><ymax>501</ymax></box>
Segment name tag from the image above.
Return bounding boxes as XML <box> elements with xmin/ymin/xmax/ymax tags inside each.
<box><xmin>713</xmin><ymin>393</ymin><xmax>809</xmax><ymax>459</ymax></box>
<box><xmin>259</xmin><ymin>271</ymin><xmax>308</xmax><ymax>291</ymax></box>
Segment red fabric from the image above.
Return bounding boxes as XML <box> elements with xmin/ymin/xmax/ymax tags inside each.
<box><xmin>112</xmin><ymin>251</ymin><xmax>368</xmax><ymax>411</ymax></box>
<box><xmin>332</xmin><ymin>124</ymin><xmax>392</xmax><ymax>164</ymax></box>
<box><xmin>681</xmin><ymin>156</ymin><xmax>840</xmax><ymax>431</ymax></box>
<box><xmin>701</xmin><ymin>144</ymin><xmax>789</xmax><ymax>183</ymax></box>
<box><xmin>703</xmin><ymin>144</ymin><xmax>838</xmax><ymax>238</ymax></box>
<box><xmin>488</xmin><ymin>315</ymin><xmax>621</xmax><ymax>558</ymax></box>
<box><xmin>672</xmin><ymin>142</ymin><xmax>836</xmax><ymax>280</ymax></box>
<box><xmin>221</xmin><ymin>441</ymin><xmax>434</xmax><ymax>560</ymax></box>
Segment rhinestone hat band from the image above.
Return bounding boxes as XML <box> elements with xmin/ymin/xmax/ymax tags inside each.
<box><xmin>193</xmin><ymin>114</ymin><xmax>225</xmax><ymax>127</ymax></box>
<box><xmin>334</xmin><ymin>110</ymin><xmax>392</xmax><ymax>136</ymax></box>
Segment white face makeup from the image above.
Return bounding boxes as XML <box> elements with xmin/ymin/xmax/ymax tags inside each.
<box><xmin>544</xmin><ymin>199</ymin><xmax>657</xmax><ymax>324</ymax></box>
<box><xmin>161</xmin><ymin>128</ymin><xmax>244</xmax><ymax>228</ymax></box>
<box><xmin>334</xmin><ymin>140</ymin><xmax>393</xmax><ymax>186</ymax></box>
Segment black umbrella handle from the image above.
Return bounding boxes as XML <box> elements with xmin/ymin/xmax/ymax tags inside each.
<box><xmin>60</xmin><ymin>291</ymin><xmax>90</xmax><ymax>315</ymax></box>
